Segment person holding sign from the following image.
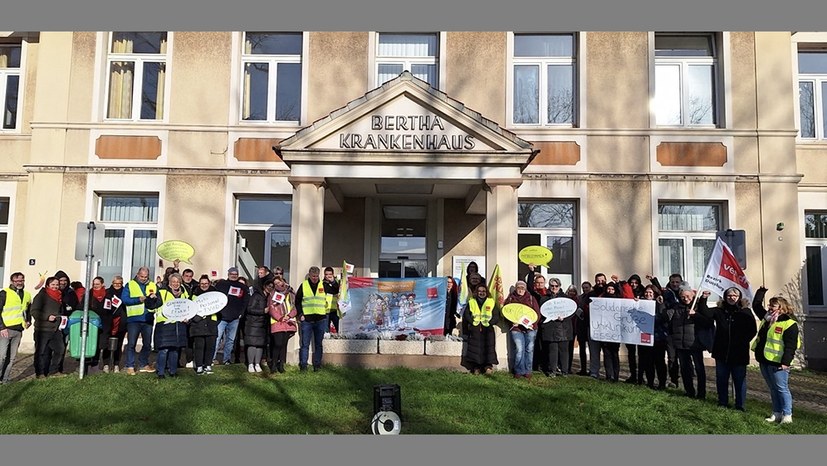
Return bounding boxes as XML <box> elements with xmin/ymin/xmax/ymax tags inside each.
<box><xmin>190</xmin><ymin>275</ymin><xmax>219</xmax><ymax>375</ymax></box>
<box><xmin>696</xmin><ymin>288</ymin><xmax>757</xmax><ymax>411</ymax></box>
<box><xmin>122</xmin><ymin>267</ymin><xmax>161</xmax><ymax>376</ymax></box>
<box><xmin>752</xmin><ymin>287</ymin><xmax>801</xmax><ymax>424</ymax></box>
<box><xmin>154</xmin><ymin>273</ymin><xmax>190</xmax><ymax>379</ymax></box>
<box><xmin>268</xmin><ymin>276</ymin><xmax>297</xmax><ymax>373</ymax></box>
<box><xmin>461</xmin><ymin>284</ymin><xmax>500</xmax><ymax>375</ymax></box>
<box><xmin>540</xmin><ymin>281</ymin><xmax>577</xmax><ymax>377</ymax></box>
<box><xmin>102</xmin><ymin>276</ymin><xmax>127</xmax><ymax>373</ymax></box>
<box><xmin>503</xmin><ymin>280</ymin><xmax>540</xmax><ymax>379</ymax></box>
<box><xmin>245</xmin><ymin>274</ymin><xmax>274</xmax><ymax>373</ymax></box>
<box><xmin>664</xmin><ymin>286</ymin><xmax>711</xmax><ymax>399</ymax></box>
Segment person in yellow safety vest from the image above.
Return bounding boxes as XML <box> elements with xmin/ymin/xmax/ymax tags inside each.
<box><xmin>752</xmin><ymin>286</ymin><xmax>801</xmax><ymax>424</ymax></box>
<box><xmin>153</xmin><ymin>273</ymin><xmax>190</xmax><ymax>379</ymax></box>
<box><xmin>461</xmin><ymin>283</ymin><xmax>500</xmax><ymax>375</ymax></box>
<box><xmin>322</xmin><ymin>266</ymin><xmax>341</xmax><ymax>333</ymax></box>
<box><xmin>295</xmin><ymin>266</ymin><xmax>327</xmax><ymax>372</ymax></box>
<box><xmin>121</xmin><ymin>266</ymin><xmax>162</xmax><ymax>375</ymax></box>
<box><xmin>0</xmin><ymin>272</ymin><xmax>32</xmax><ymax>384</ymax></box>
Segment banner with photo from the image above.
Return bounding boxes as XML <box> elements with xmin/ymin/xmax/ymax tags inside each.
<box><xmin>589</xmin><ymin>297</ymin><xmax>656</xmax><ymax>346</ymax></box>
<box><xmin>339</xmin><ymin>277</ymin><xmax>447</xmax><ymax>337</ymax></box>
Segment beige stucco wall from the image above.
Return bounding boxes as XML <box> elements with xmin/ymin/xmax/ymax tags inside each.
<box><xmin>164</xmin><ymin>174</ymin><xmax>226</xmax><ymax>274</ymax></box>
<box><xmin>306</xmin><ymin>32</ymin><xmax>368</xmax><ymax>123</ymax></box>
<box><xmin>797</xmin><ymin>147</ymin><xmax>827</xmax><ymax>184</ymax></box>
<box><xmin>586</xmin><ymin>32</ymin><xmax>649</xmax><ymax>130</ymax></box>
<box><xmin>441</xmin><ymin>199</ymin><xmax>485</xmax><ymax>277</ymax></box>
<box><xmin>169</xmin><ymin>32</ymin><xmax>232</xmax><ymax>125</ymax></box>
<box><xmin>445</xmin><ymin>32</ymin><xmax>506</xmax><ymax>125</ymax></box>
<box><xmin>729</xmin><ymin>32</ymin><xmax>757</xmax><ymax>130</ymax></box>
<box><xmin>588</xmin><ymin>135</ymin><xmax>649</xmax><ymax>173</ymax></box>
<box><xmin>8</xmin><ymin>180</ymin><xmax>30</xmax><ymax>270</ymax></box>
<box><xmin>20</xmin><ymin>33</ymin><xmax>39</xmax><ymax>135</ymax></box>
<box><xmin>168</xmin><ymin>131</ymin><xmax>229</xmax><ymax>168</ymax></box>
<box><xmin>323</xmin><ymin>197</ymin><xmax>366</xmax><ymax>273</ymax></box>
<box><xmin>67</xmin><ymin>32</ymin><xmax>96</xmax><ymax>124</ymax></box>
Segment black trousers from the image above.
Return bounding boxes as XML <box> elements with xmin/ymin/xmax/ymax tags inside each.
<box><xmin>602</xmin><ymin>342</ymin><xmax>620</xmax><ymax>381</ymax></box>
<box><xmin>546</xmin><ymin>341</ymin><xmax>570</xmax><ymax>374</ymax></box>
<box><xmin>269</xmin><ymin>332</ymin><xmax>294</xmax><ymax>369</ymax></box>
<box><xmin>36</xmin><ymin>330</ymin><xmax>66</xmax><ymax>376</ymax></box>
<box><xmin>193</xmin><ymin>335</ymin><xmax>217</xmax><ymax>369</ymax></box>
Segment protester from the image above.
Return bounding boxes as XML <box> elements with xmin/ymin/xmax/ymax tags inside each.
<box><xmin>213</xmin><ymin>267</ymin><xmax>249</xmax><ymax>365</ymax></box>
<box><xmin>103</xmin><ymin>276</ymin><xmax>127</xmax><ymax>373</ymax></box>
<box><xmin>268</xmin><ymin>275</ymin><xmax>297</xmax><ymax>374</ymax></box>
<box><xmin>528</xmin><ymin>274</ymin><xmax>553</xmax><ymax>375</ymax></box>
<box><xmin>503</xmin><ymin>280</ymin><xmax>540</xmax><ymax>379</ymax></box>
<box><xmin>190</xmin><ymin>275</ymin><xmax>218</xmax><ymax>375</ymax></box>
<box><xmin>648</xmin><ymin>273</ymin><xmax>682</xmax><ymax>388</ymax></box>
<box><xmin>542</xmin><ymin>282</ymin><xmax>577</xmax><ymax>377</ymax></box>
<box><xmin>665</xmin><ymin>286</ymin><xmax>710</xmax><ymax>399</ymax></box>
<box><xmin>599</xmin><ymin>281</ymin><xmax>622</xmax><ymax>382</ymax></box>
<box><xmin>584</xmin><ymin>273</ymin><xmax>607</xmax><ymax>379</ymax></box>
<box><xmin>122</xmin><ymin>266</ymin><xmax>161</xmax><ymax>375</ymax></box>
<box><xmin>646</xmin><ymin>285</ymin><xmax>669</xmax><ymax>390</ymax></box>
<box><xmin>295</xmin><ymin>266</ymin><xmax>328</xmax><ymax>372</ymax></box>
<box><xmin>461</xmin><ymin>284</ymin><xmax>499</xmax><ymax>375</ymax></box>
<box><xmin>84</xmin><ymin>276</ymin><xmax>108</xmax><ymax>373</ymax></box>
<box><xmin>623</xmin><ymin>274</ymin><xmax>645</xmax><ymax>384</ymax></box>
<box><xmin>444</xmin><ymin>276</ymin><xmax>458</xmax><ymax>336</ymax></box>
<box><xmin>322</xmin><ymin>266</ymin><xmax>341</xmax><ymax>333</ymax></box>
<box><xmin>31</xmin><ymin>277</ymin><xmax>66</xmax><ymax>378</ymax></box>
<box><xmin>154</xmin><ymin>273</ymin><xmax>189</xmax><ymax>378</ymax></box>
<box><xmin>574</xmin><ymin>281</ymin><xmax>592</xmax><ymax>376</ymax></box>
<box><xmin>752</xmin><ymin>287</ymin><xmax>801</xmax><ymax>424</ymax></box>
<box><xmin>0</xmin><ymin>272</ymin><xmax>32</xmax><ymax>384</ymax></box>
<box><xmin>245</xmin><ymin>274</ymin><xmax>274</xmax><ymax>373</ymax></box>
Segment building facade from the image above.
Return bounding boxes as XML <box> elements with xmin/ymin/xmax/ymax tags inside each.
<box><xmin>1</xmin><ymin>31</ymin><xmax>826</xmax><ymax>369</ymax></box>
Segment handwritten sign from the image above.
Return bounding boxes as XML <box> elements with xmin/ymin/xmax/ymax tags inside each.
<box><xmin>162</xmin><ymin>298</ymin><xmax>198</xmax><ymax>322</ymax></box>
<box><xmin>518</xmin><ymin>245</ymin><xmax>553</xmax><ymax>267</ymax></box>
<box><xmin>157</xmin><ymin>240</ymin><xmax>195</xmax><ymax>264</ymax></box>
<box><xmin>194</xmin><ymin>291</ymin><xmax>227</xmax><ymax>317</ymax></box>
<box><xmin>540</xmin><ymin>298</ymin><xmax>577</xmax><ymax>323</ymax></box>
<box><xmin>588</xmin><ymin>298</ymin><xmax>655</xmax><ymax>346</ymax></box>
<box><xmin>501</xmin><ymin>303</ymin><xmax>538</xmax><ymax>326</ymax></box>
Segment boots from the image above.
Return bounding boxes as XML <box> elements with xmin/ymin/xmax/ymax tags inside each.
<box><xmin>764</xmin><ymin>412</ymin><xmax>782</xmax><ymax>423</ymax></box>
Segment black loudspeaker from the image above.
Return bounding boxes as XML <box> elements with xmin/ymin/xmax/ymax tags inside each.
<box><xmin>373</xmin><ymin>384</ymin><xmax>402</xmax><ymax>418</ymax></box>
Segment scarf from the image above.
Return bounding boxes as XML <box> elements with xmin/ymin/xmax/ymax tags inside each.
<box><xmin>92</xmin><ymin>287</ymin><xmax>107</xmax><ymax>302</ymax></box>
<box><xmin>45</xmin><ymin>288</ymin><xmax>63</xmax><ymax>304</ymax></box>
<box><xmin>766</xmin><ymin>310</ymin><xmax>781</xmax><ymax>325</ymax></box>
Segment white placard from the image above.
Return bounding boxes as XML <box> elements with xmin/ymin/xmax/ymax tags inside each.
<box><xmin>194</xmin><ymin>291</ymin><xmax>228</xmax><ymax>317</ymax></box>
<box><xmin>588</xmin><ymin>298</ymin><xmax>656</xmax><ymax>346</ymax></box>
<box><xmin>162</xmin><ymin>298</ymin><xmax>198</xmax><ymax>322</ymax></box>
<box><xmin>540</xmin><ymin>297</ymin><xmax>578</xmax><ymax>323</ymax></box>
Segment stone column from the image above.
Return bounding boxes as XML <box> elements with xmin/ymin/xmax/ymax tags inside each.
<box><xmin>485</xmin><ymin>179</ymin><xmax>521</xmax><ymax>371</ymax></box>
<box><xmin>286</xmin><ymin>177</ymin><xmax>326</xmax><ymax>364</ymax></box>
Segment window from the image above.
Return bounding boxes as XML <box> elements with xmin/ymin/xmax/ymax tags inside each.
<box><xmin>805</xmin><ymin>211</ymin><xmax>827</xmax><ymax>308</ymax></box>
<box><xmin>0</xmin><ymin>198</ymin><xmax>9</xmax><ymax>281</ymax></box>
<box><xmin>517</xmin><ymin>201</ymin><xmax>577</xmax><ymax>287</ymax></box>
<box><xmin>376</xmin><ymin>33</ymin><xmax>438</xmax><ymax>87</ymax></box>
<box><xmin>798</xmin><ymin>49</ymin><xmax>827</xmax><ymax>140</ymax></box>
<box><xmin>654</xmin><ymin>33</ymin><xmax>718</xmax><ymax>126</ymax></box>
<box><xmin>98</xmin><ymin>194</ymin><xmax>159</xmax><ymax>281</ymax></box>
<box><xmin>106</xmin><ymin>32</ymin><xmax>168</xmax><ymax>121</ymax></box>
<box><xmin>0</xmin><ymin>44</ymin><xmax>21</xmax><ymax>130</ymax></box>
<box><xmin>512</xmin><ymin>33</ymin><xmax>576</xmax><ymax>126</ymax></box>
<box><xmin>657</xmin><ymin>203</ymin><xmax>722</xmax><ymax>288</ymax></box>
<box><xmin>241</xmin><ymin>32</ymin><xmax>303</xmax><ymax>123</ymax></box>
<box><xmin>235</xmin><ymin>196</ymin><xmax>292</xmax><ymax>281</ymax></box>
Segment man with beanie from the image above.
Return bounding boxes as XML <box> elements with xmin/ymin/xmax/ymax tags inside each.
<box><xmin>213</xmin><ymin>267</ymin><xmax>249</xmax><ymax>365</ymax></box>
<box><xmin>0</xmin><ymin>272</ymin><xmax>32</xmax><ymax>384</ymax></box>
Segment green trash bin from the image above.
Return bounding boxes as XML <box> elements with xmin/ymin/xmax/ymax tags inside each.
<box><xmin>68</xmin><ymin>310</ymin><xmax>101</xmax><ymax>359</ymax></box>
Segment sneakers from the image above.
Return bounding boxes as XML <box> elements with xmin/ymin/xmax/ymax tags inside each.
<box><xmin>254</xmin><ymin>364</ymin><xmax>262</xmax><ymax>373</ymax></box>
<box><xmin>780</xmin><ymin>414</ymin><xmax>793</xmax><ymax>424</ymax></box>
<box><xmin>113</xmin><ymin>366</ymin><xmax>120</xmax><ymax>373</ymax></box>
<box><xmin>196</xmin><ymin>367</ymin><xmax>204</xmax><ymax>375</ymax></box>
<box><xmin>666</xmin><ymin>382</ymin><xmax>678</xmax><ymax>389</ymax></box>
<box><xmin>224</xmin><ymin>360</ymin><xmax>232</xmax><ymax>366</ymax></box>
<box><xmin>185</xmin><ymin>361</ymin><xmax>194</xmax><ymax>368</ymax></box>
<box><xmin>484</xmin><ymin>367</ymin><xmax>494</xmax><ymax>375</ymax></box>
<box><xmin>765</xmin><ymin>412</ymin><xmax>782</xmax><ymax>423</ymax></box>
<box><xmin>248</xmin><ymin>364</ymin><xmax>256</xmax><ymax>373</ymax></box>
<box><xmin>205</xmin><ymin>365</ymin><xmax>214</xmax><ymax>374</ymax></box>
<box><xmin>277</xmin><ymin>363</ymin><xmax>285</xmax><ymax>373</ymax></box>
<box><xmin>139</xmin><ymin>365</ymin><xmax>153</xmax><ymax>373</ymax></box>
<box><xmin>126</xmin><ymin>367</ymin><xmax>136</xmax><ymax>376</ymax></box>
<box><xmin>102</xmin><ymin>365</ymin><xmax>110</xmax><ymax>373</ymax></box>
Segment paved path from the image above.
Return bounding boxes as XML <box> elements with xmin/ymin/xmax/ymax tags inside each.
<box><xmin>7</xmin><ymin>352</ymin><xmax>827</xmax><ymax>415</ymax></box>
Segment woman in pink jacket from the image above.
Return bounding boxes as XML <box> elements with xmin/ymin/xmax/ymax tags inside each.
<box><xmin>268</xmin><ymin>276</ymin><xmax>297</xmax><ymax>373</ymax></box>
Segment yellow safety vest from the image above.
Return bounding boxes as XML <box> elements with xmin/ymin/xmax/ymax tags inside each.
<box><xmin>156</xmin><ymin>288</ymin><xmax>190</xmax><ymax>324</ymax></box>
<box><xmin>270</xmin><ymin>294</ymin><xmax>294</xmax><ymax>325</ymax></box>
<box><xmin>752</xmin><ymin>319</ymin><xmax>801</xmax><ymax>364</ymax></box>
<box><xmin>125</xmin><ymin>280</ymin><xmax>157</xmax><ymax>318</ymax></box>
<box><xmin>468</xmin><ymin>298</ymin><xmax>494</xmax><ymax>327</ymax></box>
<box><xmin>2</xmin><ymin>287</ymin><xmax>32</xmax><ymax>328</ymax></box>
<box><xmin>301</xmin><ymin>280</ymin><xmax>327</xmax><ymax>316</ymax></box>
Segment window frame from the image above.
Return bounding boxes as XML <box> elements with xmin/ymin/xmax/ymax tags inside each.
<box><xmin>656</xmin><ymin>202</ymin><xmax>724</xmax><ymax>289</ymax></box>
<box><xmin>239</xmin><ymin>31</ymin><xmax>304</xmax><ymax>125</ymax></box>
<box><xmin>796</xmin><ymin>48</ymin><xmax>827</xmax><ymax>141</ymax></box>
<box><xmin>652</xmin><ymin>32</ymin><xmax>723</xmax><ymax>128</ymax></box>
<box><xmin>234</xmin><ymin>195</ymin><xmax>293</xmax><ymax>281</ymax></box>
<box><xmin>517</xmin><ymin>200</ymin><xmax>579</xmax><ymax>288</ymax></box>
<box><xmin>96</xmin><ymin>193</ymin><xmax>160</xmax><ymax>280</ymax></box>
<box><xmin>804</xmin><ymin>210</ymin><xmax>827</xmax><ymax>310</ymax></box>
<box><xmin>103</xmin><ymin>31</ymin><xmax>171</xmax><ymax>122</ymax></box>
<box><xmin>510</xmin><ymin>33</ymin><xmax>578</xmax><ymax>128</ymax></box>
<box><xmin>0</xmin><ymin>42</ymin><xmax>23</xmax><ymax>132</ymax></box>
<box><xmin>374</xmin><ymin>32</ymin><xmax>440</xmax><ymax>89</ymax></box>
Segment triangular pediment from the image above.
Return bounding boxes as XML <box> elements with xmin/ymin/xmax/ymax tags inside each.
<box><xmin>277</xmin><ymin>72</ymin><xmax>533</xmax><ymax>158</ymax></box>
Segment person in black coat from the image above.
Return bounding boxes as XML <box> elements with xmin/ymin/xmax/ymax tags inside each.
<box><xmin>444</xmin><ymin>276</ymin><xmax>458</xmax><ymax>336</ymax></box>
<box><xmin>665</xmin><ymin>286</ymin><xmax>712</xmax><ymax>399</ymax></box>
<box><xmin>697</xmin><ymin>287</ymin><xmax>758</xmax><ymax>411</ymax></box>
<box><xmin>190</xmin><ymin>275</ymin><xmax>219</xmax><ymax>375</ymax></box>
<box><xmin>461</xmin><ymin>284</ymin><xmax>499</xmax><ymax>374</ymax></box>
<box><xmin>245</xmin><ymin>275</ymin><xmax>274</xmax><ymax>373</ymax></box>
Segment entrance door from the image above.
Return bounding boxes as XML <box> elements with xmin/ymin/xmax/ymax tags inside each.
<box><xmin>379</xmin><ymin>259</ymin><xmax>428</xmax><ymax>278</ymax></box>
<box><xmin>378</xmin><ymin>204</ymin><xmax>429</xmax><ymax>278</ymax></box>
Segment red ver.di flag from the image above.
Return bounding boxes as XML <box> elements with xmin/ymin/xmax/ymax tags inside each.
<box><xmin>700</xmin><ymin>237</ymin><xmax>755</xmax><ymax>302</ymax></box>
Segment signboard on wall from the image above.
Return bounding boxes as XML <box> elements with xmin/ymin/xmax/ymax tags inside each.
<box><xmin>452</xmin><ymin>256</ymin><xmax>486</xmax><ymax>283</ymax></box>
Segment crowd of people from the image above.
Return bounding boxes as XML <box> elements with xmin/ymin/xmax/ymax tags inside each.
<box><xmin>0</xmin><ymin>259</ymin><xmax>802</xmax><ymax>424</ymax></box>
<box><xmin>447</xmin><ymin>262</ymin><xmax>801</xmax><ymax>424</ymax></box>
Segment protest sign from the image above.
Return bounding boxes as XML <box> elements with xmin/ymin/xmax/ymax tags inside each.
<box><xmin>589</xmin><ymin>297</ymin><xmax>655</xmax><ymax>346</ymax></box>
<box><xmin>540</xmin><ymin>297</ymin><xmax>577</xmax><ymax>323</ymax></box>
<box><xmin>194</xmin><ymin>291</ymin><xmax>228</xmax><ymax>317</ymax></box>
<box><xmin>162</xmin><ymin>298</ymin><xmax>199</xmax><ymax>322</ymax></box>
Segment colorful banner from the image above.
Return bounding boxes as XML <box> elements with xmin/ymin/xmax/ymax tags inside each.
<box><xmin>339</xmin><ymin>277</ymin><xmax>446</xmax><ymax>337</ymax></box>
<box><xmin>589</xmin><ymin>297</ymin><xmax>656</xmax><ymax>346</ymax></box>
<box><xmin>700</xmin><ymin>237</ymin><xmax>755</xmax><ymax>302</ymax></box>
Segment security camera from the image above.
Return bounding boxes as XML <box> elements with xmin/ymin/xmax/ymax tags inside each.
<box><xmin>776</xmin><ymin>222</ymin><xmax>785</xmax><ymax>231</ymax></box>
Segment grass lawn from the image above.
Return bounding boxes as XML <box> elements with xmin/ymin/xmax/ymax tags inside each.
<box><xmin>1</xmin><ymin>364</ymin><xmax>826</xmax><ymax>434</ymax></box>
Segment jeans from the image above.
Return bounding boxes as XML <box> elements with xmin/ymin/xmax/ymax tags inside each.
<box><xmin>214</xmin><ymin>319</ymin><xmax>240</xmax><ymax>363</ymax></box>
<box><xmin>0</xmin><ymin>329</ymin><xmax>23</xmax><ymax>382</ymax></box>
<box><xmin>299</xmin><ymin>317</ymin><xmax>328</xmax><ymax>369</ymax></box>
<box><xmin>156</xmin><ymin>348</ymin><xmax>179</xmax><ymax>376</ymax></box>
<box><xmin>677</xmin><ymin>348</ymin><xmax>706</xmax><ymax>397</ymax></box>
<box><xmin>126</xmin><ymin>322</ymin><xmax>153</xmax><ymax>369</ymax></box>
<box><xmin>510</xmin><ymin>329</ymin><xmax>536</xmax><ymax>376</ymax></box>
<box><xmin>760</xmin><ymin>362</ymin><xmax>793</xmax><ymax>416</ymax></box>
<box><xmin>715</xmin><ymin>361</ymin><xmax>748</xmax><ymax>409</ymax></box>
